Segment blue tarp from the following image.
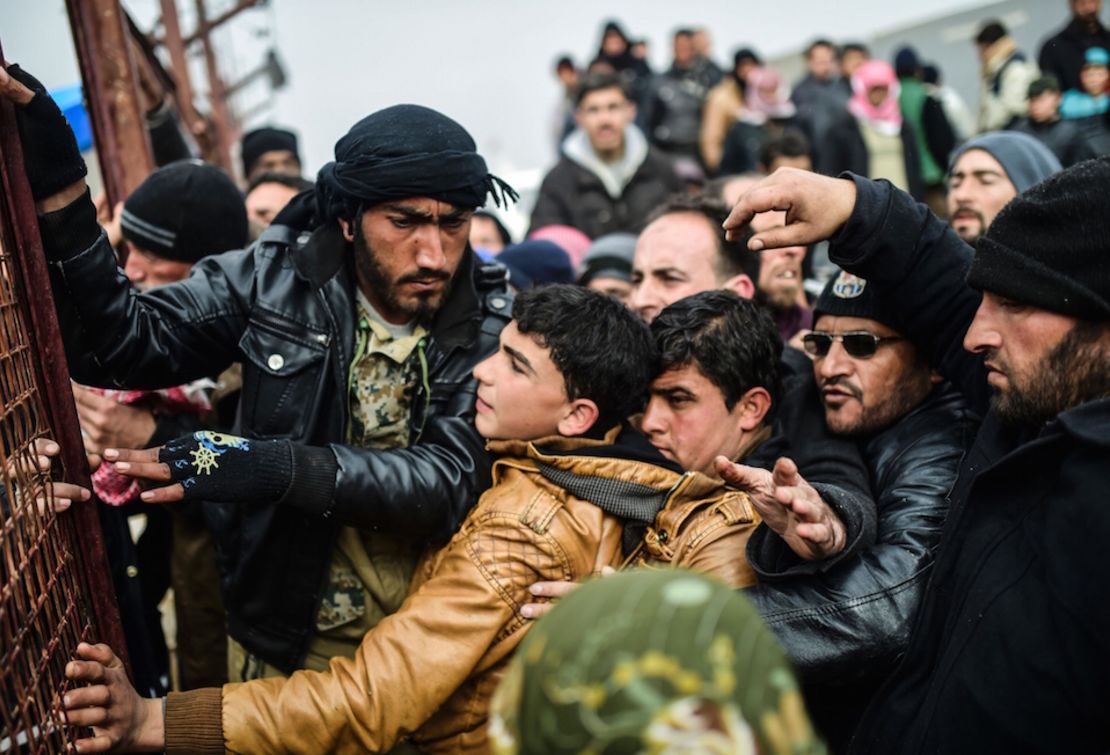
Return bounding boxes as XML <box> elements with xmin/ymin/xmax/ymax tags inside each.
<box><xmin>49</xmin><ymin>84</ymin><xmax>93</xmax><ymax>152</ymax></box>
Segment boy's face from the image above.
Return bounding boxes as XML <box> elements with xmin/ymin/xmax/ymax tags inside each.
<box><xmin>473</xmin><ymin>322</ymin><xmax>574</xmax><ymax>441</ymax></box>
<box><xmin>640</xmin><ymin>363</ymin><xmax>752</xmax><ymax>476</ymax></box>
<box><xmin>1081</xmin><ymin>64</ymin><xmax>1109</xmax><ymax>96</ymax></box>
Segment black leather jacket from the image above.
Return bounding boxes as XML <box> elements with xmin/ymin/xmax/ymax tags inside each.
<box><xmin>45</xmin><ymin>212</ymin><xmax>512</xmax><ymax>672</ymax></box>
<box><xmin>748</xmin><ymin>379</ymin><xmax>976</xmax><ymax>683</ymax></box>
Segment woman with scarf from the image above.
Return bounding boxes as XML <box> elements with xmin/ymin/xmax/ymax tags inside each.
<box><xmin>817</xmin><ymin>59</ymin><xmax>925</xmax><ymax>199</ymax></box>
<box><xmin>718</xmin><ymin>66</ymin><xmax>807</xmax><ymax>175</ymax></box>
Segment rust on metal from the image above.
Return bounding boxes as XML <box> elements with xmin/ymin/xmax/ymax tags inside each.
<box><xmin>64</xmin><ymin>0</ymin><xmax>154</xmax><ymax>208</ymax></box>
<box><xmin>0</xmin><ymin>40</ymin><xmax>129</xmax><ymax>754</ymax></box>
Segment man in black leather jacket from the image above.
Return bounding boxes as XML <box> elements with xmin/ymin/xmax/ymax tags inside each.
<box><xmin>4</xmin><ymin>64</ymin><xmax>515</xmax><ymax>676</ymax></box>
<box><xmin>746</xmin><ymin>271</ymin><xmax>978</xmax><ymax>750</ymax></box>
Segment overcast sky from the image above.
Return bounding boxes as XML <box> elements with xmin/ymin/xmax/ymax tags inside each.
<box><xmin>6</xmin><ymin>0</ymin><xmax>1060</xmax><ymax>179</ymax></box>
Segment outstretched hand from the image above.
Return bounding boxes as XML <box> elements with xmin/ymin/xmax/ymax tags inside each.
<box><xmin>63</xmin><ymin>642</ymin><xmax>164</xmax><ymax>753</ymax></box>
<box><xmin>714</xmin><ymin>456</ymin><xmax>847</xmax><ymax>561</ymax></box>
<box><xmin>722</xmin><ymin>168</ymin><xmax>858</xmax><ymax>251</ymax></box>
<box><xmin>107</xmin><ymin>431</ymin><xmax>293</xmax><ymax>505</ymax></box>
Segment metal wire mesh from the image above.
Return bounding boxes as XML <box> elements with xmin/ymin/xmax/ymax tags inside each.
<box><xmin>0</xmin><ymin>242</ymin><xmax>95</xmax><ymax>753</ymax></box>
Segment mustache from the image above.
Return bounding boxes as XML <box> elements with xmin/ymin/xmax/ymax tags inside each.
<box><xmin>820</xmin><ymin>376</ymin><xmax>863</xmax><ymax>401</ymax></box>
<box><xmin>398</xmin><ymin>269</ymin><xmax>451</xmax><ymax>285</ymax></box>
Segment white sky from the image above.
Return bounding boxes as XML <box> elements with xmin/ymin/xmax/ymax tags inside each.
<box><xmin>4</xmin><ymin>0</ymin><xmax>1073</xmax><ymax>179</ymax></box>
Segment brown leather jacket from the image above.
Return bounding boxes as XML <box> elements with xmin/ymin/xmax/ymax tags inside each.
<box><xmin>165</xmin><ymin>427</ymin><xmax>758</xmax><ymax>754</ymax></box>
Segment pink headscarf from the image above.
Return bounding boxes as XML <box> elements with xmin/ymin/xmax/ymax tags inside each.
<box><xmin>849</xmin><ymin>60</ymin><xmax>902</xmax><ymax>135</ymax></box>
<box><xmin>742</xmin><ymin>67</ymin><xmax>797</xmax><ymax>125</ymax></box>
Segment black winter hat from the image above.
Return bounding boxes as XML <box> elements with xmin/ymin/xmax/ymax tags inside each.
<box><xmin>240</xmin><ymin>127</ymin><xmax>299</xmax><ymax>177</ymax></box>
<box><xmin>120</xmin><ymin>160</ymin><xmax>248</xmax><ymax>263</ymax></box>
<box><xmin>967</xmin><ymin>157</ymin><xmax>1110</xmax><ymax>322</ymax></box>
<box><xmin>813</xmin><ymin>270</ymin><xmax>903</xmax><ymax>333</ymax></box>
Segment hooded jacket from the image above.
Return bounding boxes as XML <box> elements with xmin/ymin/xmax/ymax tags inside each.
<box><xmin>163</xmin><ymin>425</ymin><xmax>760</xmax><ymax>754</ymax></box>
<box><xmin>528</xmin><ymin>126</ymin><xmax>683</xmax><ymax>239</ymax></box>
<box><xmin>42</xmin><ymin>206</ymin><xmax>512</xmax><ymax>673</ymax></box>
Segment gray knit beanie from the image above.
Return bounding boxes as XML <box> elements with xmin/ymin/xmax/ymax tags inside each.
<box><xmin>948</xmin><ymin>132</ymin><xmax>1062</xmax><ymax>193</ymax></box>
<box><xmin>967</xmin><ymin>157</ymin><xmax>1110</xmax><ymax>321</ymax></box>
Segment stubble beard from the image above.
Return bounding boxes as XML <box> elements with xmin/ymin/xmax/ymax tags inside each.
<box><xmin>991</xmin><ymin>322</ymin><xmax>1110</xmax><ymax>426</ymax></box>
<box><xmin>353</xmin><ymin>227</ymin><xmax>454</xmax><ymax>326</ymax></box>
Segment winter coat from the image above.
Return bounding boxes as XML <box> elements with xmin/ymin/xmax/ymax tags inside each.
<box><xmin>1011</xmin><ymin>116</ymin><xmax>1100</xmax><ymax>166</ymax></box>
<box><xmin>1039</xmin><ymin>17</ymin><xmax>1110</xmax><ymax>93</ymax></box>
<box><xmin>43</xmin><ymin>213</ymin><xmax>512</xmax><ymax>673</ymax></box>
<box><xmin>817</xmin><ymin>111</ymin><xmax>925</xmax><ymax>200</ymax></box>
<box><xmin>830</xmin><ymin>174</ymin><xmax>1110</xmax><ymax>754</ymax></box>
<box><xmin>162</xmin><ymin>425</ymin><xmax>761</xmax><ymax>754</ymax></box>
<box><xmin>749</xmin><ymin>376</ymin><xmax>976</xmax><ymax>749</ymax></box>
<box><xmin>528</xmin><ymin>132</ymin><xmax>683</xmax><ymax>239</ymax></box>
<box><xmin>978</xmin><ymin>36</ymin><xmax>1040</xmax><ymax>132</ymax></box>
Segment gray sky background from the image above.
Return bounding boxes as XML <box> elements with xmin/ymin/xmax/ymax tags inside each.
<box><xmin>4</xmin><ymin>0</ymin><xmax>1087</xmax><ymax>181</ymax></box>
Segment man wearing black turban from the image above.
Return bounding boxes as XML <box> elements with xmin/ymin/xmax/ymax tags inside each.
<box><xmin>2</xmin><ymin>65</ymin><xmax>517</xmax><ymax>680</ymax></box>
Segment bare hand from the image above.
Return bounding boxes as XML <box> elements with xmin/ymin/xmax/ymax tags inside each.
<box><xmin>521</xmin><ymin>566</ymin><xmax>616</xmax><ymax>619</ymax></box>
<box><xmin>64</xmin><ymin>642</ymin><xmax>165</xmax><ymax>752</ymax></box>
<box><xmin>102</xmin><ymin>446</ymin><xmax>183</xmax><ymax>503</ymax></box>
<box><xmin>9</xmin><ymin>438</ymin><xmax>96</xmax><ymax>514</ymax></box>
<box><xmin>74</xmin><ymin>385</ymin><xmax>156</xmax><ymax>456</ymax></box>
<box><xmin>714</xmin><ymin>456</ymin><xmax>847</xmax><ymax>561</ymax></box>
<box><xmin>723</xmin><ymin>168</ymin><xmax>858</xmax><ymax>250</ymax></box>
<box><xmin>93</xmin><ymin>194</ymin><xmax>125</xmax><ymax>249</ymax></box>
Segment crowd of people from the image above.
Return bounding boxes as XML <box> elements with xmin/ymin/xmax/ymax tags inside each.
<box><xmin>2</xmin><ymin>1</ymin><xmax>1109</xmax><ymax>753</ymax></box>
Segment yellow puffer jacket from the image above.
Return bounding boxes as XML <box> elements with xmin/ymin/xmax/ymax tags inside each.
<box><xmin>165</xmin><ymin>426</ymin><xmax>758</xmax><ymax>754</ymax></box>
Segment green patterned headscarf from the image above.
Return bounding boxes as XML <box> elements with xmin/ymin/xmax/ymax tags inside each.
<box><xmin>489</xmin><ymin>569</ymin><xmax>824</xmax><ymax>755</ymax></box>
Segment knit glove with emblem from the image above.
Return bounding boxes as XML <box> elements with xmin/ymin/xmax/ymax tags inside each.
<box><xmin>158</xmin><ymin>431</ymin><xmax>293</xmax><ymax>503</ymax></box>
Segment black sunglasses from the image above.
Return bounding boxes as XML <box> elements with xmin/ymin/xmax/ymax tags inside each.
<box><xmin>802</xmin><ymin>331</ymin><xmax>902</xmax><ymax>359</ymax></box>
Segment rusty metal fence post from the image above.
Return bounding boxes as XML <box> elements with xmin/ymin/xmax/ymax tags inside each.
<box><xmin>0</xmin><ymin>42</ymin><xmax>129</xmax><ymax>752</ymax></box>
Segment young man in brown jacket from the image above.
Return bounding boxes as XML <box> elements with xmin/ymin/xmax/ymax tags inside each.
<box><xmin>62</xmin><ymin>285</ymin><xmax>761</xmax><ymax>754</ymax></box>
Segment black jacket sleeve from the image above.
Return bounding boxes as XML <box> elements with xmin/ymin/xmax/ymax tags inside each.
<box><xmin>41</xmin><ymin>197</ymin><xmax>249</xmax><ymax>389</ymax></box>
<box><xmin>747</xmin><ymin>384</ymin><xmax>974</xmax><ymax>682</ymax></box>
<box><xmin>744</xmin><ymin>374</ymin><xmax>879</xmax><ymax>579</ymax></box>
<box><xmin>827</xmin><ymin>174</ymin><xmax>989</xmax><ymax>414</ymax></box>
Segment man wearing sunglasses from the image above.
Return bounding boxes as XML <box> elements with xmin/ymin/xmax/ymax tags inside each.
<box><xmin>725</xmin><ymin>160</ymin><xmax>1110</xmax><ymax>753</ymax></box>
<box><xmin>746</xmin><ymin>269</ymin><xmax>977</xmax><ymax>749</ymax></box>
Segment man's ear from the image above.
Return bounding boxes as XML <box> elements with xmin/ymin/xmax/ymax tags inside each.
<box><xmin>929</xmin><ymin>368</ymin><xmax>944</xmax><ymax>386</ymax></box>
<box><xmin>338</xmin><ymin>216</ymin><xmax>356</xmax><ymax>243</ymax></box>
<box><xmin>557</xmin><ymin>398</ymin><xmax>601</xmax><ymax>438</ymax></box>
<box><xmin>721</xmin><ymin>273</ymin><xmax>756</xmax><ymax>300</ymax></box>
<box><xmin>735</xmin><ymin>386</ymin><xmax>772</xmax><ymax>431</ymax></box>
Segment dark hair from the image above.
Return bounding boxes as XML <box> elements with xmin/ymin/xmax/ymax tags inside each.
<box><xmin>646</xmin><ymin>194</ymin><xmax>760</xmax><ymax>285</ymax></box>
<box><xmin>652</xmin><ymin>290</ymin><xmax>783</xmax><ymax>412</ymax></box>
<box><xmin>921</xmin><ymin>63</ymin><xmax>940</xmax><ymax>85</ymax></box>
<box><xmin>841</xmin><ymin>42</ymin><xmax>869</xmax><ymax>58</ymax></box>
<box><xmin>555</xmin><ymin>55</ymin><xmax>575</xmax><ymax>72</ymax></box>
<box><xmin>674</xmin><ymin>27</ymin><xmax>695</xmax><ymax>40</ymax></box>
<box><xmin>759</xmin><ymin>130</ymin><xmax>812</xmax><ymax>170</ymax></box>
<box><xmin>575</xmin><ymin>71</ymin><xmax>631</xmax><ymax>106</ymax></box>
<box><xmin>246</xmin><ymin>171</ymin><xmax>314</xmax><ymax>195</ymax></box>
<box><xmin>805</xmin><ymin>38</ymin><xmax>838</xmax><ymax>58</ymax></box>
<box><xmin>733</xmin><ymin>47</ymin><xmax>762</xmax><ymax>68</ymax></box>
<box><xmin>513</xmin><ymin>285</ymin><xmax>655</xmax><ymax>428</ymax></box>
<box><xmin>473</xmin><ymin>210</ymin><xmax>512</xmax><ymax>246</ymax></box>
<box><xmin>976</xmin><ymin>21</ymin><xmax>1007</xmax><ymax>46</ymax></box>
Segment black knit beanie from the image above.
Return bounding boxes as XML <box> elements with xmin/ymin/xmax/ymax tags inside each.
<box><xmin>120</xmin><ymin>160</ymin><xmax>248</xmax><ymax>263</ymax></box>
<box><xmin>813</xmin><ymin>270</ymin><xmax>903</xmax><ymax>332</ymax></box>
<box><xmin>967</xmin><ymin>157</ymin><xmax>1110</xmax><ymax>322</ymax></box>
<box><xmin>241</xmin><ymin>127</ymin><xmax>299</xmax><ymax>178</ymax></box>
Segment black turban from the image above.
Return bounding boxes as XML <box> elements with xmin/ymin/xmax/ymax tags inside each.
<box><xmin>315</xmin><ymin>104</ymin><xmax>517</xmax><ymax>223</ymax></box>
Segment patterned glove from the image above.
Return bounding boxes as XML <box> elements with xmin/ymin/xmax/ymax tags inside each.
<box><xmin>6</xmin><ymin>65</ymin><xmax>88</xmax><ymax>201</ymax></box>
<box><xmin>159</xmin><ymin>431</ymin><xmax>293</xmax><ymax>503</ymax></box>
